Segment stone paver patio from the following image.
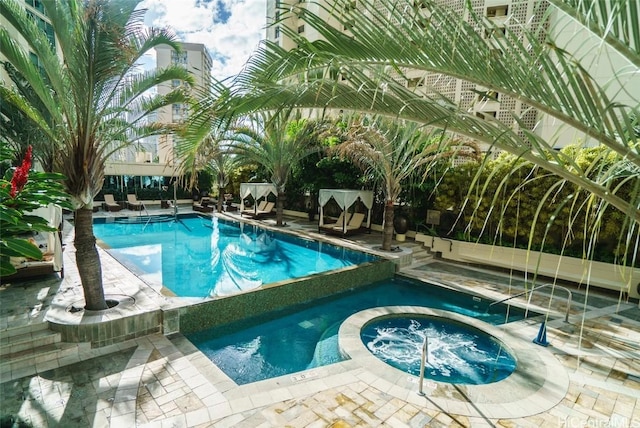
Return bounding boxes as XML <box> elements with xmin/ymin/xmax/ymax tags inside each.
<box><xmin>1</xmin><ymin>207</ymin><xmax>638</xmax><ymax>427</ymax></box>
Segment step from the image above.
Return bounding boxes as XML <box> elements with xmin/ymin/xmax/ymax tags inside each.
<box><xmin>1</xmin><ymin>321</ymin><xmax>50</xmax><ymax>339</ymax></box>
<box><xmin>0</xmin><ymin>328</ymin><xmax>62</xmax><ymax>357</ymax></box>
<box><xmin>0</xmin><ymin>341</ymin><xmax>89</xmax><ymax>381</ymax></box>
<box><xmin>412</xmin><ymin>251</ymin><xmax>432</xmax><ymax>261</ymax></box>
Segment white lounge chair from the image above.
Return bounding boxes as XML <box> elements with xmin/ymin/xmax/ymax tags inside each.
<box><xmin>319</xmin><ymin>211</ymin><xmax>351</xmax><ymax>233</ymax></box>
<box><xmin>331</xmin><ymin>212</ymin><xmax>366</xmax><ymax>235</ymax></box>
<box><xmin>126</xmin><ymin>194</ymin><xmax>145</xmax><ymax>211</ymax></box>
<box><xmin>241</xmin><ymin>200</ymin><xmax>268</xmax><ymax>217</ymax></box>
<box><xmin>103</xmin><ymin>194</ymin><xmax>122</xmax><ymax>212</ymax></box>
<box><xmin>247</xmin><ymin>201</ymin><xmax>275</xmax><ymax>219</ymax></box>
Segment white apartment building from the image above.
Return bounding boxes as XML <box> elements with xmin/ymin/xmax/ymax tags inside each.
<box><xmin>105</xmin><ymin>42</ymin><xmax>213</xmax><ymax>180</ymax></box>
<box><xmin>266</xmin><ymin>0</ymin><xmax>638</xmax><ymax>153</ymax></box>
<box><xmin>154</xmin><ymin>42</ymin><xmax>212</xmax><ymax>166</ymax></box>
<box><xmin>0</xmin><ymin>0</ymin><xmax>59</xmax><ymax>85</ymax></box>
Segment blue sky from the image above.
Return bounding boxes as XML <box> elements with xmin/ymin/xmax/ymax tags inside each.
<box><xmin>140</xmin><ymin>0</ymin><xmax>267</xmax><ymax>80</ymax></box>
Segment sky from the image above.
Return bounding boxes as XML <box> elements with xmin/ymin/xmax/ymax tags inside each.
<box><xmin>140</xmin><ymin>0</ymin><xmax>267</xmax><ymax>81</ymax></box>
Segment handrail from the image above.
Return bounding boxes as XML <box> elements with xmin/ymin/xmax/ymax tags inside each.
<box><xmin>141</xmin><ymin>203</ymin><xmax>152</xmax><ymax>231</ymax></box>
<box><xmin>488</xmin><ymin>283</ymin><xmax>572</xmax><ymax>322</ymax></box>
<box><xmin>525</xmin><ymin>284</ymin><xmax>572</xmax><ymax>322</ymax></box>
<box><xmin>430</xmin><ymin>236</ymin><xmax>454</xmax><ymax>252</ymax></box>
<box><xmin>418</xmin><ymin>336</ymin><xmax>428</xmax><ymax>396</ymax></box>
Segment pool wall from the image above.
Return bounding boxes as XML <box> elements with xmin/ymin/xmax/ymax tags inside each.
<box><xmin>176</xmin><ymin>259</ymin><xmax>396</xmax><ymax>334</ymax></box>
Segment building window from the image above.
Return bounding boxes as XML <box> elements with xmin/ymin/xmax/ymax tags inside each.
<box><xmin>171</xmin><ymin>51</ymin><xmax>188</xmax><ymax>66</ymax></box>
<box><xmin>413</xmin><ymin>0</ymin><xmax>427</xmax><ymax>8</ymax></box>
<box><xmin>29</xmin><ymin>51</ymin><xmax>46</xmax><ymax>76</ymax></box>
<box><xmin>275</xmin><ymin>26</ymin><xmax>280</xmax><ymax>39</ymax></box>
<box><xmin>476</xmin><ymin>111</ymin><xmax>497</xmax><ymax>120</ymax></box>
<box><xmin>343</xmin><ymin>19</ymin><xmax>355</xmax><ymax>31</ymax></box>
<box><xmin>487</xmin><ymin>5</ymin><xmax>508</xmax><ymax>17</ymax></box>
<box><xmin>26</xmin><ymin>11</ymin><xmax>55</xmax><ymax>48</ymax></box>
<box><xmin>25</xmin><ymin>0</ymin><xmax>45</xmax><ymax>14</ymax></box>
<box><xmin>344</xmin><ymin>1</ymin><xmax>356</xmax><ymax>12</ymax></box>
<box><xmin>480</xmin><ymin>90</ymin><xmax>499</xmax><ymax>101</ymax></box>
<box><xmin>171</xmin><ymin>79</ymin><xmax>181</xmax><ymax>88</ymax></box>
<box><xmin>407</xmin><ymin>77</ymin><xmax>424</xmax><ymax>88</ymax></box>
<box><xmin>172</xmin><ymin>103</ymin><xmax>187</xmax><ymax>122</ymax></box>
<box><xmin>298</xmin><ymin>25</ymin><xmax>305</xmax><ymax>33</ymax></box>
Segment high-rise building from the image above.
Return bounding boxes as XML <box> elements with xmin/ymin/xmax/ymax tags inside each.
<box><xmin>0</xmin><ymin>0</ymin><xmax>59</xmax><ymax>85</ymax></box>
<box><xmin>154</xmin><ymin>42</ymin><xmax>213</xmax><ymax>167</ymax></box>
<box><xmin>105</xmin><ymin>42</ymin><xmax>212</xmax><ymax>180</ymax></box>
<box><xmin>265</xmin><ymin>0</ymin><xmax>637</xmax><ymax>152</ymax></box>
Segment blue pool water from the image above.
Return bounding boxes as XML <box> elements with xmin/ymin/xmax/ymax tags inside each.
<box><xmin>362</xmin><ymin>316</ymin><xmax>516</xmax><ymax>385</ymax></box>
<box><xmin>187</xmin><ymin>276</ymin><xmax>526</xmax><ymax>385</ymax></box>
<box><xmin>93</xmin><ymin>215</ymin><xmax>377</xmax><ymax>297</ymax></box>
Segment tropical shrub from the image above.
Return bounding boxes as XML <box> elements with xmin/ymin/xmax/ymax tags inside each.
<box><xmin>0</xmin><ymin>146</ymin><xmax>70</xmax><ymax>276</ymax></box>
<box><xmin>433</xmin><ymin>146</ymin><xmax>639</xmax><ymax>265</ymax></box>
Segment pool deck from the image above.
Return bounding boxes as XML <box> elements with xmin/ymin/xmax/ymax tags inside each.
<box><xmin>1</xmin><ymin>207</ymin><xmax>639</xmax><ymax>427</ymax></box>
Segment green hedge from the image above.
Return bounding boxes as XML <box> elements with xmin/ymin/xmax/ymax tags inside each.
<box><xmin>432</xmin><ymin>145</ymin><xmax>638</xmax><ymax>266</ymax></box>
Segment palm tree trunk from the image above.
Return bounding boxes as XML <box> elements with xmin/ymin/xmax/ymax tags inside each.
<box><xmin>74</xmin><ymin>208</ymin><xmax>108</xmax><ymax>310</ymax></box>
<box><xmin>276</xmin><ymin>191</ymin><xmax>286</xmax><ymax>226</ymax></box>
<box><xmin>218</xmin><ymin>186</ymin><xmax>224</xmax><ymax>212</ymax></box>
<box><xmin>382</xmin><ymin>201</ymin><xmax>395</xmax><ymax>251</ymax></box>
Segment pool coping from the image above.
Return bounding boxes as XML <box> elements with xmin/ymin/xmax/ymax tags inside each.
<box><xmin>338</xmin><ymin>306</ymin><xmax>570</xmax><ymax>419</ymax></box>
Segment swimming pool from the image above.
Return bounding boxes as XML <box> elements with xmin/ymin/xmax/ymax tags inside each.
<box><xmin>93</xmin><ymin>215</ymin><xmax>377</xmax><ymax>297</ymax></box>
<box><xmin>186</xmin><ymin>276</ymin><xmax>528</xmax><ymax>385</ymax></box>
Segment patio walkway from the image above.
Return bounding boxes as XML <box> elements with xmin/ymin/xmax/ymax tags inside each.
<box><xmin>0</xmin><ymin>208</ymin><xmax>638</xmax><ymax>427</ymax></box>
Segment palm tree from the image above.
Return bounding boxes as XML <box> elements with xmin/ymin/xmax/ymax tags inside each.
<box><xmin>195</xmin><ymin>0</ymin><xmax>639</xmax><ymax>296</ymax></box>
<box><xmin>0</xmin><ymin>0</ymin><xmax>193</xmax><ymax>310</ymax></box>
<box><xmin>227</xmin><ymin>112</ymin><xmax>321</xmax><ymax>226</ymax></box>
<box><xmin>208</xmin><ymin>0</ymin><xmax>638</xmax><ymax>225</ymax></box>
<box><xmin>175</xmin><ymin>132</ymin><xmax>238</xmax><ymax>213</ymax></box>
<box><xmin>334</xmin><ymin>115</ymin><xmax>480</xmax><ymax>250</ymax></box>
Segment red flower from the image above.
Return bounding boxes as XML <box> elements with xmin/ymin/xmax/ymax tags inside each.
<box><xmin>9</xmin><ymin>146</ymin><xmax>32</xmax><ymax>198</ymax></box>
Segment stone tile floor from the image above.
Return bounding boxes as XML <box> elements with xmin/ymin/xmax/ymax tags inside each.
<box><xmin>1</xmin><ymin>208</ymin><xmax>638</xmax><ymax>427</ymax></box>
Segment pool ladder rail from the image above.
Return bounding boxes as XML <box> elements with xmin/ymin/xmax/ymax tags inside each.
<box><xmin>487</xmin><ymin>283</ymin><xmax>572</xmax><ymax>323</ymax></box>
<box><xmin>418</xmin><ymin>336</ymin><xmax>429</xmax><ymax>396</ymax></box>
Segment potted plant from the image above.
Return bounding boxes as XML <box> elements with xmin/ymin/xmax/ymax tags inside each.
<box><xmin>307</xmin><ymin>202</ymin><xmax>316</xmax><ymax>221</ymax></box>
<box><xmin>393</xmin><ymin>209</ymin><xmax>409</xmax><ymax>242</ymax></box>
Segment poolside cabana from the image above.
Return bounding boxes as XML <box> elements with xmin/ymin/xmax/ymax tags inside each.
<box><xmin>318</xmin><ymin>189</ymin><xmax>373</xmax><ymax>235</ymax></box>
<box><xmin>239</xmin><ymin>183</ymin><xmax>277</xmax><ymax>218</ymax></box>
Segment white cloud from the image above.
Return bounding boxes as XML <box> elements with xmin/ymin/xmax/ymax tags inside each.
<box><xmin>139</xmin><ymin>0</ymin><xmax>267</xmax><ymax>80</ymax></box>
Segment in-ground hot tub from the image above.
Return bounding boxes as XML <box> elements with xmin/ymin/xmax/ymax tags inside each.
<box><xmin>360</xmin><ymin>314</ymin><xmax>516</xmax><ymax>385</ymax></box>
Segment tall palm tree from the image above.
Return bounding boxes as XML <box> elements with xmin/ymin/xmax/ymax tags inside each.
<box><xmin>335</xmin><ymin>115</ymin><xmax>481</xmax><ymax>250</ymax></box>
<box><xmin>227</xmin><ymin>111</ymin><xmax>322</xmax><ymax>226</ymax></box>
<box><xmin>0</xmin><ymin>0</ymin><xmax>193</xmax><ymax>310</ymax></box>
<box><xmin>207</xmin><ymin>0</ymin><xmax>638</xmax><ymax>225</ymax></box>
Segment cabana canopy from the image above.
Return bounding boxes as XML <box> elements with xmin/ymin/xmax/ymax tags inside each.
<box><xmin>239</xmin><ymin>183</ymin><xmax>277</xmax><ymax>213</ymax></box>
<box><xmin>318</xmin><ymin>189</ymin><xmax>373</xmax><ymax>233</ymax></box>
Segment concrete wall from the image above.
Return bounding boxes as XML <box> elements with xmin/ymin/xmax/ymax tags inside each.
<box><xmin>416</xmin><ymin>234</ymin><xmax>640</xmax><ymax>299</ymax></box>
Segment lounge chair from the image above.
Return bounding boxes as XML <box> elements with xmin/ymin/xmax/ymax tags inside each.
<box><xmin>241</xmin><ymin>200</ymin><xmax>267</xmax><ymax>217</ymax></box>
<box><xmin>102</xmin><ymin>194</ymin><xmax>122</xmax><ymax>212</ymax></box>
<box><xmin>329</xmin><ymin>212</ymin><xmax>366</xmax><ymax>236</ymax></box>
<box><xmin>126</xmin><ymin>194</ymin><xmax>145</xmax><ymax>211</ymax></box>
<box><xmin>319</xmin><ymin>211</ymin><xmax>351</xmax><ymax>233</ymax></box>
<box><xmin>246</xmin><ymin>201</ymin><xmax>275</xmax><ymax>219</ymax></box>
<box><xmin>193</xmin><ymin>197</ymin><xmax>214</xmax><ymax>213</ymax></box>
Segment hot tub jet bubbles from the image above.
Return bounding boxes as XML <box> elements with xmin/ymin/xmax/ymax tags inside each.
<box><xmin>361</xmin><ymin>315</ymin><xmax>517</xmax><ymax>385</ymax></box>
